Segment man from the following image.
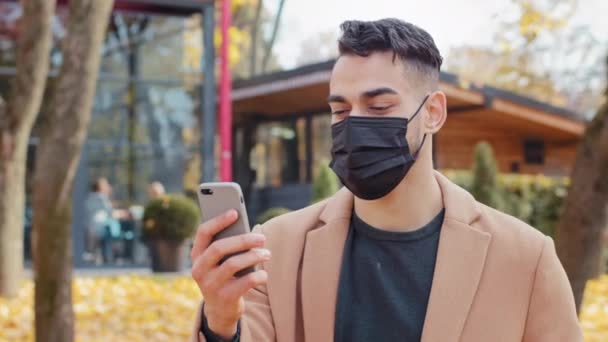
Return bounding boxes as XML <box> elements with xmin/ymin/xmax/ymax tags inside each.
<box><xmin>147</xmin><ymin>181</ymin><xmax>166</xmax><ymax>200</ymax></box>
<box><xmin>190</xmin><ymin>19</ymin><xmax>582</xmax><ymax>342</ymax></box>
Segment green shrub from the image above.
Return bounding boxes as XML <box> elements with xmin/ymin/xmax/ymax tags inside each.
<box><xmin>471</xmin><ymin>142</ymin><xmax>503</xmax><ymax>210</ymax></box>
<box><xmin>500</xmin><ymin>175</ymin><xmax>534</xmax><ymax>222</ymax></box>
<box><xmin>142</xmin><ymin>195</ymin><xmax>201</xmax><ymax>242</ymax></box>
<box><xmin>312</xmin><ymin>160</ymin><xmax>340</xmax><ymax>203</ymax></box>
<box><xmin>257</xmin><ymin>207</ymin><xmax>291</xmax><ymax>224</ymax></box>
<box><xmin>443</xmin><ymin>169</ymin><xmax>568</xmax><ymax>238</ymax></box>
<box><xmin>523</xmin><ymin>176</ymin><xmax>568</xmax><ymax>237</ymax></box>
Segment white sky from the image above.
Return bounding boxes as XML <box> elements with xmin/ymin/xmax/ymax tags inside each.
<box><xmin>267</xmin><ymin>0</ymin><xmax>608</xmax><ymax>70</ymax></box>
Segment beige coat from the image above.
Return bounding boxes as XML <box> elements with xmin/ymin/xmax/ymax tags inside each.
<box><xmin>192</xmin><ymin>172</ymin><xmax>582</xmax><ymax>342</ymax></box>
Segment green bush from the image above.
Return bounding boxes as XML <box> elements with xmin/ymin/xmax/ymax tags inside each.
<box><xmin>142</xmin><ymin>195</ymin><xmax>201</xmax><ymax>242</ymax></box>
<box><xmin>521</xmin><ymin>176</ymin><xmax>568</xmax><ymax>237</ymax></box>
<box><xmin>471</xmin><ymin>142</ymin><xmax>503</xmax><ymax>210</ymax></box>
<box><xmin>443</xmin><ymin>169</ymin><xmax>568</xmax><ymax>238</ymax></box>
<box><xmin>500</xmin><ymin>175</ymin><xmax>534</xmax><ymax>222</ymax></box>
<box><xmin>257</xmin><ymin>207</ymin><xmax>291</xmax><ymax>224</ymax></box>
<box><xmin>312</xmin><ymin>160</ymin><xmax>340</xmax><ymax>203</ymax></box>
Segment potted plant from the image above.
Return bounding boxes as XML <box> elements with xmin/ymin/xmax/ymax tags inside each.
<box><xmin>142</xmin><ymin>194</ymin><xmax>200</xmax><ymax>272</ymax></box>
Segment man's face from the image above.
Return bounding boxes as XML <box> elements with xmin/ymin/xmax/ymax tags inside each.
<box><xmin>328</xmin><ymin>51</ymin><xmax>430</xmax><ymax>145</ymax></box>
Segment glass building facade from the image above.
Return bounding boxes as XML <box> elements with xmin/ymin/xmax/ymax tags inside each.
<box><xmin>232</xmin><ymin>112</ymin><xmax>334</xmax><ymax>222</ymax></box>
<box><xmin>90</xmin><ymin>15</ymin><xmax>204</xmax><ymax>205</ymax></box>
<box><xmin>3</xmin><ymin>0</ymin><xmax>338</xmax><ymax>269</ymax></box>
<box><xmin>0</xmin><ymin>2</ymin><xmax>215</xmax><ymax>268</ymax></box>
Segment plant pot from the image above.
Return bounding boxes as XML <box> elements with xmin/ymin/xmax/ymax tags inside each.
<box><xmin>147</xmin><ymin>238</ymin><xmax>189</xmax><ymax>272</ymax></box>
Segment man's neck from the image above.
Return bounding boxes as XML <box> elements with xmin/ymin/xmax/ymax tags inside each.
<box><xmin>353</xmin><ymin>153</ymin><xmax>444</xmax><ymax>233</ymax></box>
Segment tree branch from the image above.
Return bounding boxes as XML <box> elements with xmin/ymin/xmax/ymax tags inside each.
<box><xmin>249</xmin><ymin>0</ymin><xmax>263</xmax><ymax>76</ymax></box>
<box><xmin>261</xmin><ymin>0</ymin><xmax>286</xmax><ymax>73</ymax></box>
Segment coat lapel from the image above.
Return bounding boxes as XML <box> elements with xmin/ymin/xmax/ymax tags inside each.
<box><xmin>298</xmin><ymin>173</ymin><xmax>491</xmax><ymax>342</ymax></box>
<box><xmin>301</xmin><ymin>188</ymin><xmax>352</xmax><ymax>342</ymax></box>
<box><xmin>420</xmin><ymin>172</ymin><xmax>492</xmax><ymax>342</ymax></box>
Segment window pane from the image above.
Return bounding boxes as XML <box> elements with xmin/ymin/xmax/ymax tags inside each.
<box><xmin>251</xmin><ymin>119</ymin><xmax>305</xmax><ymax>188</ymax></box>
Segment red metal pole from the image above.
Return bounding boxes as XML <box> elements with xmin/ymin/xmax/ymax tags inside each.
<box><xmin>219</xmin><ymin>0</ymin><xmax>232</xmax><ymax>181</ymax></box>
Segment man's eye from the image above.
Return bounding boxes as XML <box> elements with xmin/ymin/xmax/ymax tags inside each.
<box><xmin>332</xmin><ymin>110</ymin><xmax>348</xmax><ymax>115</ymax></box>
<box><xmin>370</xmin><ymin>106</ymin><xmax>390</xmax><ymax>111</ymax></box>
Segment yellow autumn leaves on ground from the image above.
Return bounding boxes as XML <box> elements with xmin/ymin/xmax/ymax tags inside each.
<box><xmin>1</xmin><ymin>274</ymin><xmax>607</xmax><ymax>341</ymax></box>
<box><xmin>0</xmin><ymin>275</ymin><xmax>200</xmax><ymax>342</ymax></box>
<box><xmin>580</xmin><ymin>275</ymin><xmax>608</xmax><ymax>342</ymax></box>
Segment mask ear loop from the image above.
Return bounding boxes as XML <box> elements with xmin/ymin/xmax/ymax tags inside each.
<box><xmin>409</xmin><ymin>94</ymin><xmax>430</xmax><ymax>159</ymax></box>
<box><xmin>413</xmin><ymin>134</ymin><xmax>427</xmax><ymax>159</ymax></box>
<box><xmin>409</xmin><ymin>94</ymin><xmax>430</xmax><ymax>122</ymax></box>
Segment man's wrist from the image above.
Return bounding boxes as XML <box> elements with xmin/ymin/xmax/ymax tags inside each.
<box><xmin>201</xmin><ymin>305</ymin><xmax>239</xmax><ymax>341</ymax></box>
<box><xmin>206</xmin><ymin>319</ymin><xmax>238</xmax><ymax>340</ymax></box>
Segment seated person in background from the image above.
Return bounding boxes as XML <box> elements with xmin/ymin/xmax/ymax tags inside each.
<box><xmin>147</xmin><ymin>181</ymin><xmax>166</xmax><ymax>200</ymax></box>
<box><xmin>84</xmin><ymin>177</ymin><xmax>129</xmax><ymax>264</ymax></box>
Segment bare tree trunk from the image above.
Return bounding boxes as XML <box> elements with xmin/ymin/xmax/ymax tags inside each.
<box><xmin>261</xmin><ymin>0</ymin><xmax>286</xmax><ymax>73</ymax></box>
<box><xmin>555</xmin><ymin>56</ymin><xmax>608</xmax><ymax>313</ymax></box>
<box><xmin>32</xmin><ymin>1</ymin><xmax>114</xmax><ymax>341</ymax></box>
<box><xmin>0</xmin><ymin>0</ymin><xmax>55</xmax><ymax>298</ymax></box>
<box><xmin>249</xmin><ymin>0</ymin><xmax>263</xmax><ymax>76</ymax></box>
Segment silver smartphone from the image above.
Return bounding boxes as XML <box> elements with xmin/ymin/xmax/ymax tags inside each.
<box><xmin>197</xmin><ymin>182</ymin><xmax>253</xmax><ymax>276</ymax></box>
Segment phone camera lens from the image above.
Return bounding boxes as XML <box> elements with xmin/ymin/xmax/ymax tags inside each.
<box><xmin>201</xmin><ymin>188</ymin><xmax>213</xmax><ymax>195</ymax></box>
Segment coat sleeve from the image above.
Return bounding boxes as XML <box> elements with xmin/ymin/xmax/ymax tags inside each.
<box><xmin>522</xmin><ymin>236</ymin><xmax>583</xmax><ymax>342</ymax></box>
<box><xmin>190</xmin><ymin>225</ymin><xmax>276</xmax><ymax>342</ymax></box>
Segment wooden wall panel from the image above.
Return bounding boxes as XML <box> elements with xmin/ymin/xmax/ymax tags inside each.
<box><xmin>436</xmin><ymin>125</ymin><xmax>578</xmax><ymax>176</ymax></box>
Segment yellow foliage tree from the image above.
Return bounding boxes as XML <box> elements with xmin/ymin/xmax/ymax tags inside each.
<box><xmin>182</xmin><ymin>0</ymin><xmax>257</xmax><ymax>72</ymax></box>
<box><xmin>446</xmin><ymin>0</ymin><xmax>605</xmax><ymax>116</ymax></box>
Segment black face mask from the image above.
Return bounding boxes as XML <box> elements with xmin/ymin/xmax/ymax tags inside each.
<box><xmin>329</xmin><ymin>95</ymin><xmax>429</xmax><ymax>200</ymax></box>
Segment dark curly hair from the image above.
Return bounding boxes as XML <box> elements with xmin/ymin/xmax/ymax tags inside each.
<box><xmin>338</xmin><ymin>18</ymin><xmax>443</xmax><ymax>89</ymax></box>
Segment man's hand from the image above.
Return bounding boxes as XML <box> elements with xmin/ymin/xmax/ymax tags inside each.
<box><xmin>191</xmin><ymin>210</ymin><xmax>271</xmax><ymax>339</ymax></box>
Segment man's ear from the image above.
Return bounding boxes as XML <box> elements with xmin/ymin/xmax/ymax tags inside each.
<box><xmin>425</xmin><ymin>91</ymin><xmax>447</xmax><ymax>134</ymax></box>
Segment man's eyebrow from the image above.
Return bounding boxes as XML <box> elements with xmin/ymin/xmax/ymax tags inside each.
<box><xmin>327</xmin><ymin>88</ymin><xmax>398</xmax><ymax>103</ymax></box>
<box><xmin>362</xmin><ymin>87</ymin><xmax>398</xmax><ymax>98</ymax></box>
<box><xmin>327</xmin><ymin>94</ymin><xmax>346</xmax><ymax>103</ymax></box>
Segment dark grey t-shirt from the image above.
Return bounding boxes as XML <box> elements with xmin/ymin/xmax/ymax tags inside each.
<box><xmin>334</xmin><ymin>209</ymin><xmax>445</xmax><ymax>342</ymax></box>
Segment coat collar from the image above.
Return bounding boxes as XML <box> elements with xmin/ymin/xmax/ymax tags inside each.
<box><xmin>318</xmin><ymin>171</ymin><xmax>483</xmax><ymax>226</ymax></box>
<box><xmin>301</xmin><ymin>171</ymin><xmax>491</xmax><ymax>342</ymax></box>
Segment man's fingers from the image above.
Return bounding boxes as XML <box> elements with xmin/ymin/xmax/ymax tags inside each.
<box><xmin>191</xmin><ymin>210</ymin><xmax>238</xmax><ymax>259</ymax></box>
<box><xmin>220</xmin><ymin>270</ymin><xmax>268</xmax><ymax>301</ymax></box>
<box><xmin>196</xmin><ymin>233</ymin><xmax>265</xmax><ymax>275</ymax></box>
<box><xmin>191</xmin><ymin>234</ymin><xmax>266</xmax><ymax>288</ymax></box>
<box><xmin>215</xmin><ymin>248</ymin><xmax>271</xmax><ymax>284</ymax></box>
